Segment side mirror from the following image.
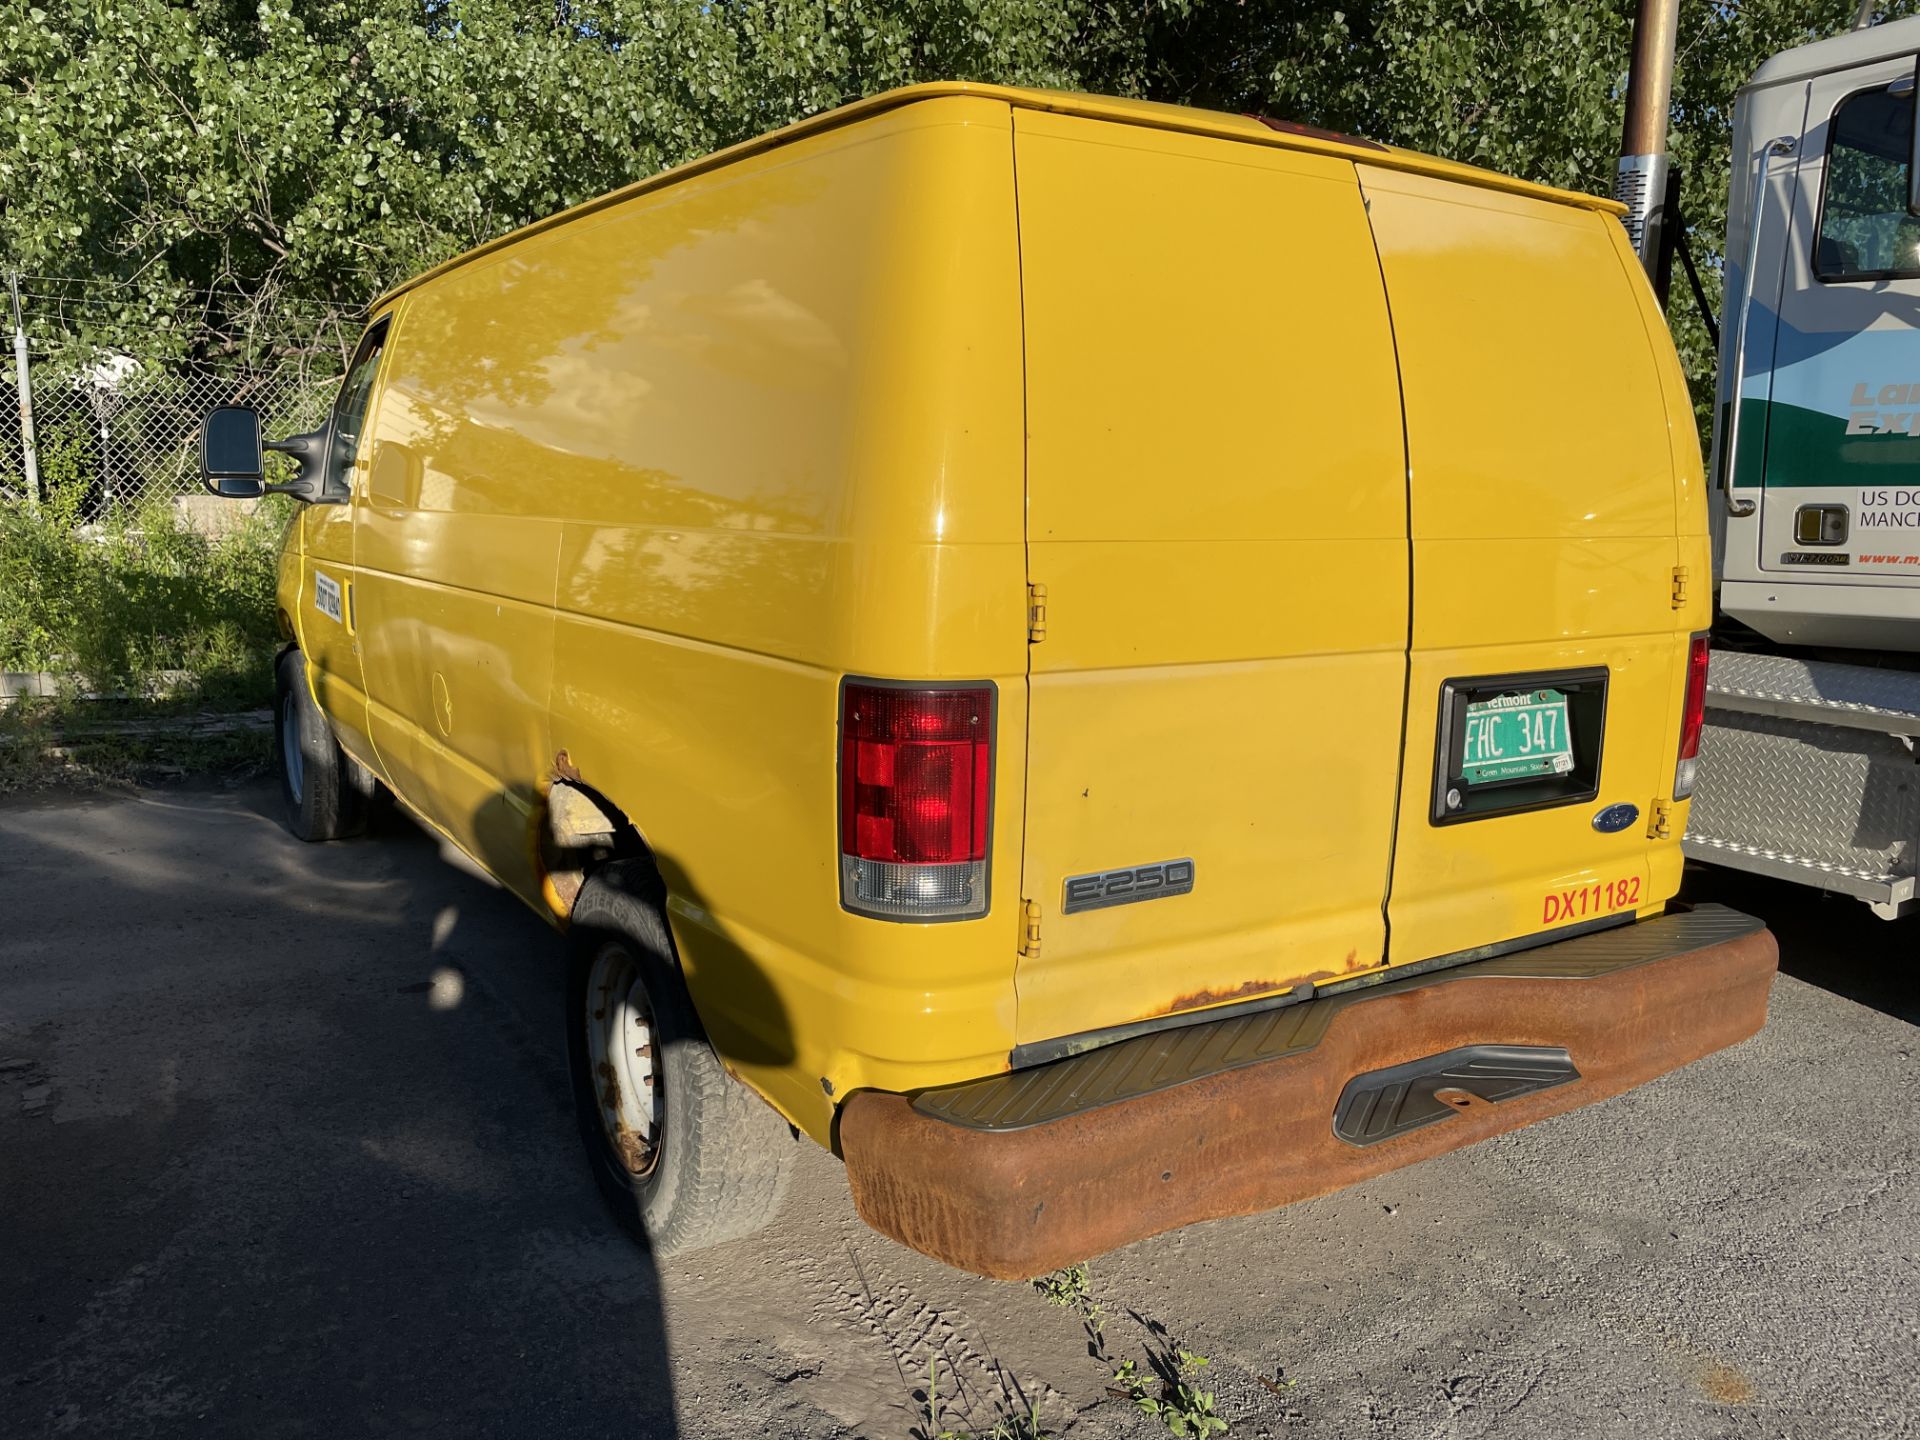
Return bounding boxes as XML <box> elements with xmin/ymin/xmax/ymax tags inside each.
<box><xmin>1907</xmin><ymin>58</ymin><xmax>1920</xmax><ymax>216</ymax></box>
<box><xmin>200</xmin><ymin>406</ymin><xmax>265</xmax><ymax>499</ymax></box>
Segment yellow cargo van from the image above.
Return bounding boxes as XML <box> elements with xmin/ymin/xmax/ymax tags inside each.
<box><xmin>198</xmin><ymin>83</ymin><xmax>1777</xmax><ymax>1279</ymax></box>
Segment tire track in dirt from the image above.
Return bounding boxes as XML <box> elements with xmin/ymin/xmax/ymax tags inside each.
<box><xmin>784</xmin><ymin>1226</ymin><xmax>1072</xmax><ymax>1434</ymax></box>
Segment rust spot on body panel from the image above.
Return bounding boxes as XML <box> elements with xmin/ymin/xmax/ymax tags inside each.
<box><xmin>1157</xmin><ymin>948</ymin><xmax>1380</xmax><ymax>1019</ymax></box>
<box><xmin>1160</xmin><ymin>978</ymin><xmax>1282</xmax><ymax>1016</ymax></box>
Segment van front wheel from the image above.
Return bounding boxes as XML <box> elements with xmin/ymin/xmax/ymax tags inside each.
<box><xmin>566</xmin><ymin>862</ymin><xmax>794</xmax><ymax>1256</ymax></box>
<box><xmin>273</xmin><ymin>648</ymin><xmax>370</xmax><ymax>842</ymax></box>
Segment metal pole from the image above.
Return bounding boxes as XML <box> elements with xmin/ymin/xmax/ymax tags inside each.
<box><xmin>96</xmin><ymin>397</ymin><xmax>112</xmax><ymax>511</ymax></box>
<box><xmin>1615</xmin><ymin>0</ymin><xmax>1682</xmax><ymax>291</ymax></box>
<box><xmin>7</xmin><ymin>272</ymin><xmax>39</xmax><ymax>509</ymax></box>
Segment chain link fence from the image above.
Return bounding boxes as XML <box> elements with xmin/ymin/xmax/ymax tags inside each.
<box><xmin>2</xmin><ymin>351</ymin><xmax>338</xmax><ymax>520</ymax></box>
<box><xmin>3</xmin><ymin>274</ymin><xmax>361</xmax><ymax>522</ymax></box>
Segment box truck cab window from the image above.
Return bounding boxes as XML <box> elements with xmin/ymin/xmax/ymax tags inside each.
<box><xmin>1817</xmin><ymin>86</ymin><xmax>1920</xmax><ymax>280</ymax></box>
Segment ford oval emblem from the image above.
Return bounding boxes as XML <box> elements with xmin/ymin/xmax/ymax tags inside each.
<box><xmin>1592</xmin><ymin>802</ymin><xmax>1639</xmax><ymax>834</ymax></box>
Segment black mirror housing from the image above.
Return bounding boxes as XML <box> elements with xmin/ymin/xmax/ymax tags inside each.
<box><xmin>200</xmin><ymin>406</ymin><xmax>266</xmax><ymax>499</ymax></box>
<box><xmin>1909</xmin><ymin>57</ymin><xmax>1920</xmax><ymax>216</ymax></box>
<box><xmin>264</xmin><ymin>428</ymin><xmax>335</xmax><ymax>503</ymax></box>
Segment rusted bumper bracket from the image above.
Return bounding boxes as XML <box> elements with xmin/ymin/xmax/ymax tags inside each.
<box><xmin>839</xmin><ymin>905</ymin><xmax>1776</xmax><ymax>1279</ymax></box>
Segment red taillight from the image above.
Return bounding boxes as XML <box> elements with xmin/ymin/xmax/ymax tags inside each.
<box><xmin>839</xmin><ymin>681</ymin><xmax>993</xmax><ymax>919</ymax></box>
<box><xmin>1674</xmin><ymin>634</ymin><xmax>1710</xmax><ymax>799</ymax></box>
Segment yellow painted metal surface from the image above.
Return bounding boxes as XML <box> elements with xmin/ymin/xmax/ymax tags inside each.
<box><xmin>544</xmin><ymin>100</ymin><xmax>1027</xmax><ymax>1139</ymax></box>
<box><xmin>270</xmin><ymin>84</ymin><xmax>1703</xmax><ymax>1149</ymax></box>
<box><xmin>352</xmin><ymin>292</ymin><xmax>561</xmax><ymax>909</ymax></box>
<box><xmin>293</xmin><ymin>444</ymin><xmax>374</xmax><ymax>768</ymax></box>
<box><xmin>286</xmin><ymin>96</ymin><xmax>1028</xmax><ymax>1142</ymax></box>
<box><xmin>1013</xmin><ymin>111</ymin><xmax>1408</xmax><ymax>1043</ymax></box>
<box><xmin>372</xmin><ymin>85</ymin><xmax>1621</xmax><ymax>321</ymax></box>
<box><xmin>1357</xmin><ymin>166</ymin><xmax>1699</xmax><ymax>963</ymax></box>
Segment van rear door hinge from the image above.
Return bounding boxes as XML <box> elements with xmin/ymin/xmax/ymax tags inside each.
<box><xmin>1027</xmin><ymin>583</ymin><xmax>1048</xmax><ymax>643</ymax></box>
<box><xmin>1019</xmin><ymin>898</ymin><xmax>1042</xmax><ymax>957</ymax></box>
<box><xmin>1647</xmin><ymin>797</ymin><xmax>1673</xmax><ymax>839</ymax></box>
<box><xmin>1670</xmin><ymin>565</ymin><xmax>1690</xmax><ymax>608</ymax></box>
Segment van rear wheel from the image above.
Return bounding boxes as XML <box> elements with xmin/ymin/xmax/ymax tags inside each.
<box><xmin>273</xmin><ymin>648</ymin><xmax>370</xmax><ymax>842</ymax></box>
<box><xmin>566</xmin><ymin>861</ymin><xmax>794</xmax><ymax>1256</ymax></box>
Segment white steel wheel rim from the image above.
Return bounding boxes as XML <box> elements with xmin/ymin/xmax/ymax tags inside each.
<box><xmin>585</xmin><ymin>942</ymin><xmax>662</xmax><ymax>1178</ymax></box>
<box><xmin>281</xmin><ymin>691</ymin><xmax>305</xmax><ymax>801</ymax></box>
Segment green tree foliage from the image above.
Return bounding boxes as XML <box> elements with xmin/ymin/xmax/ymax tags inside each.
<box><xmin>0</xmin><ymin>0</ymin><xmax>1131</xmax><ymax>364</ymax></box>
<box><xmin>4</xmin><ymin>0</ymin><xmax>1918</xmax><ymax>400</ymax></box>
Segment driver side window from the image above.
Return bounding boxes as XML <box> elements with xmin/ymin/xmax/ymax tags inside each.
<box><xmin>326</xmin><ymin>322</ymin><xmax>390</xmax><ymax>493</ymax></box>
<box><xmin>1817</xmin><ymin>86</ymin><xmax>1920</xmax><ymax>281</ymax></box>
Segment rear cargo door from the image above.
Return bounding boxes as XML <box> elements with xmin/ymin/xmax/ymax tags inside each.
<box><xmin>1358</xmin><ymin>166</ymin><xmax>1682</xmax><ymax>964</ymax></box>
<box><xmin>1012</xmin><ymin>111</ymin><xmax>1410</xmax><ymax>1049</ymax></box>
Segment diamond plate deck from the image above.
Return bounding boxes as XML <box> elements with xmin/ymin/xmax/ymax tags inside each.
<box><xmin>1705</xmin><ymin>650</ymin><xmax>1920</xmax><ymax>734</ymax></box>
<box><xmin>1685</xmin><ymin>691</ymin><xmax>1920</xmax><ymax>915</ymax></box>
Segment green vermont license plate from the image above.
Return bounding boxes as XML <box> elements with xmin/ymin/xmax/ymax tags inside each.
<box><xmin>1461</xmin><ymin>689</ymin><xmax>1574</xmax><ymax>784</ymax></box>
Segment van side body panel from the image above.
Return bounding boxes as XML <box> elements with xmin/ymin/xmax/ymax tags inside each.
<box><xmin>351</xmin><ymin>291</ymin><xmax>562</xmax><ymax>908</ymax></box>
<box><xmin>1013</xmin><ymin>113</ymin><xmax>1410</xmax><ymax>1044</ymax></box>
<box><xmin>501</xmin><ymin>100</ymin><xmax>1030</xmax><ymax>1140</ymax></box>
<box><xmin>1356</xmin><ymin>167</ymin><xmax>1693</xmax><ymax>964</ymax></box>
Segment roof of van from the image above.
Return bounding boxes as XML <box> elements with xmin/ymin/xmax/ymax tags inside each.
<box><xmin>1746</xmin><ymin>16</ymin><xmax>1920</xmax><ymax>90</ymax></box>
<box><xmin>372</xmin><ymin>82</ymin><xmax>1623</xmax><ymax>311</ymax></box>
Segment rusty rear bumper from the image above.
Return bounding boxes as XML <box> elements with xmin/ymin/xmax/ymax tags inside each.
<box><xmin>839</xmin><ymin>905</ymin><xmax>1777</xmax><ymax>1280</ymax></box>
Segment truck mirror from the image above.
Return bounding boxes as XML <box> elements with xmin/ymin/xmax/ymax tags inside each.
<box><xmin>200</xmin><ymin>406</ymin><xmax>265</xmax><ymax>499</ymax></box>
<box><xmin>1908</xmin><ymin>58</ymin><xmax>1920</xmax><ymax>216</ymax></box>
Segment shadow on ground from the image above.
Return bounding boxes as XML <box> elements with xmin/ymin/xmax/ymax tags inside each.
<box><xmin>0</xmin><ymin>780</ymin><xmax>678</xmax><ymax>1438</ymax></box>
<box><xmin>1680</xmin><ymin>861</ymin><xmax>1919</xmax><ymax>1025</ymax></box>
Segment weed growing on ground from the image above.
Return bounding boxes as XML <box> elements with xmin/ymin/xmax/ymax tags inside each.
<box><xmin>916</xmin><ymin>1357</ymin><xmax>1052</xmax><ymax>1440</ymax></box>
<box><xmin>1032</xmin><ymin>1262</ymin><xmax>1106</xmax><ymax>1355</ymax></box>
<box><xmin>1110</xmin><ymin>1348</ymin><xmax>1229</xmax><ymax>1437</ymax></box>
<box><xmin>1255</xmin><ymin>1369</ymin><xmax>1298</xmax><ymax>1399</ymax></box>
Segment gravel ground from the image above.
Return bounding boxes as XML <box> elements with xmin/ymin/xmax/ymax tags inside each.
<box><xmin>0</xmin><ymin>780</ymin><xmax>1914</xmax><ymax>1440</ymax></box>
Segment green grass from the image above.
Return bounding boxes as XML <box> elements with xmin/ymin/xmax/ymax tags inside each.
<box><xmin>0</xmin><ymin>485</ymin><xmax>288</xmax><ymax>788</ymax></box>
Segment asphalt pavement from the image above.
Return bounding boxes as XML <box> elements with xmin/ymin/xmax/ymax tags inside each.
<box><xmin>1</xmin><ymin>780</ymin><xmax>1914</xmax><ymax>1439</ymax></box>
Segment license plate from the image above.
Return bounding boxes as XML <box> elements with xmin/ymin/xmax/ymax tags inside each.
<box><xmin>1460</xmin><ymin>689</ymin><xmax>1574</xmax><ymax>785</ymax></box>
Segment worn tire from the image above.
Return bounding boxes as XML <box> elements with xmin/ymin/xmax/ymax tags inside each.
<box><xmin>566</xmin><ymin>861</ymin><xmax>795</xmax><ymax>1256</ymax></box>
<box><xmin>273</xmin><ymin>647</ymin><xmax>369</xmax><ymax>842</ymax></box>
